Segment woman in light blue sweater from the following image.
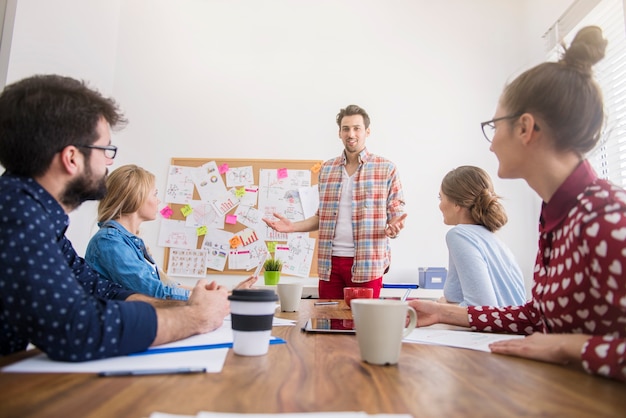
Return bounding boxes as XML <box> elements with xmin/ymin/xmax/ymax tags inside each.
<box><xmin>438</xmin><ymin>166</ymin><xmax>526</xmax><ymax>307</ymax></box>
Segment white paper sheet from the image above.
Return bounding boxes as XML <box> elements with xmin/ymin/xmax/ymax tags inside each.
<box><xmin>1</xmin><ymin>347</ymin><xmax>229</xmax><ymax>374</ymax></box>
<box><xmin>150</xmin><ymin>413</ymin><xmax>413</xmax><ymax>418</ymax></box>
<box><xmin>2</xmin><ymin>316</ymin><xmax>293</xmax><ymax>374</ymax></box>
<box><xmin>403</xmin><ymin>328</ymin><xmax>524</xmax><ymax>352</ymax></box>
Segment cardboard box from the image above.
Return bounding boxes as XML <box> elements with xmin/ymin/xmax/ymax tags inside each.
<box><xmin>418</xmin><ymin>267</ymin><xmax>447</xmax><ymax>289</ymax></box>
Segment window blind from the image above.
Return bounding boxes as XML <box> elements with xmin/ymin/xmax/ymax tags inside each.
<box><xmin>545</xmin><ymin>0</ymin><xmax>626</xmax><ymax>187</ymax></box>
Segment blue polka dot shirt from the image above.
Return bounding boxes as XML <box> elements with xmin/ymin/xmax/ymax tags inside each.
<box><xmin>0</xmin><ymin>174</ymin><xmax>157</xmax><ymax>361</ymax></box>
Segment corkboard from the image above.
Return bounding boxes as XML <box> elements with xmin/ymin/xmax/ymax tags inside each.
<box><xmin>162</xmin><ymin>157</ymin><xmax>321</xmax><ymax>276</ymax></box>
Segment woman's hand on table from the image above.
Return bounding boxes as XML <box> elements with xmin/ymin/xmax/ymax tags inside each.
<box><xmin>489</xmin><ymin>332</ymin><xmax>590</xmax><ymax>366</ymax></box>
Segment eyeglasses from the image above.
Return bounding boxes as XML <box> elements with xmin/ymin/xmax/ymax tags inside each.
<box><xmin>76</xmin><ymin>144</ymin><xmax>118</xmax><ymax>159</ymax></box>
<box><xmin>480</xmin><ymin>114</ymin><xmax>522</xmax><ymax>143</ymax></box>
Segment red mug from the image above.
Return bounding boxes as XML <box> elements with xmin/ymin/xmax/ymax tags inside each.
<box><xmin>344</xmin><ymin>287</ymin><xmax>374</xmax><ymax>308</ymax></box>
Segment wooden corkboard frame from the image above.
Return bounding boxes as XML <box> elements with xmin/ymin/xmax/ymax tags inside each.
<box><xmin>163</xmin><ymin>157</ymin><xmax>321</xmax><ymax>277</ymax></box>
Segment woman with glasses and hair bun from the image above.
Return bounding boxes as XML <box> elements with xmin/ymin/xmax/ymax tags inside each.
<box><xmin>438</xmin><ymin>165</ymin><xmax>526</xmax><ymax>307</ymax></box>
<box><xmin>86</xmin><ymin>164</ymin><xmax>257</xmax><ymax>300</ymax></box>
<box><xmin>410</xmin><ymin>26</ymin><xmax>626</xmax><ymax>382</ymax></box>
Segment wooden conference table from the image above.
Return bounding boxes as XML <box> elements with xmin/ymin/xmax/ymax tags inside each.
<box><xmin>1</xmin><ymin>300</ymin><xmax>624</xmax><ymax>417</ymax></box>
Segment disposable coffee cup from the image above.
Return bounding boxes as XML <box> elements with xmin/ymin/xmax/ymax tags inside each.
<box><xmin>228</xmin><ymin>289</ymin><xmax>278</xmax><ymax>356</ymax></box>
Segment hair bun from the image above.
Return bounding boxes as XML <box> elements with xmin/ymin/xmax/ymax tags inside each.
<box><xmin>561</xmin><ymin>26</ymin><xmax>607</xmax><ymax>75</ymax></box>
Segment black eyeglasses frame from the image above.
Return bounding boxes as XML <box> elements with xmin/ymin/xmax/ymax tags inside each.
<box><xmin>76</xmin><ymin>144</ymin><xmax>118</xmax><ymax>159</ymax></box>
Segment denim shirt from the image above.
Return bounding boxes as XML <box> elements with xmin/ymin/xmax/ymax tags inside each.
<box><xmin>86</xmin><ymin>220</ymin><xmax>190</xmax><ymax>300</ymax></box>
<box><xmin>0</xmin><ymin>174</ymin><xmax>157</xmax><ymax>360</ymax></box>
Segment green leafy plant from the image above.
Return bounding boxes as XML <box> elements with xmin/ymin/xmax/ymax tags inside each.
<box><xmin>263</xmin><ymin>257</ymin><xmax>283</xmax><ymax>272</ymax></box>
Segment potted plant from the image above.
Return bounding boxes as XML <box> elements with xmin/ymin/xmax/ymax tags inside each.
<box><xmin>263</xmin><ymin>256</ymin><xmax>283</xmax><ymax>285</ymax></box>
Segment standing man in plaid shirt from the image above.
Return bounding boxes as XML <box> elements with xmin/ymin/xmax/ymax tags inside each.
<box><xmin>264</xmin><ymin>104</ymin><xmax>406</xmax><ymax>298</ymax></box>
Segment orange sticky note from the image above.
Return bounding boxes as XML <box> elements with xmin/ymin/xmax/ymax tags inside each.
<box><xmin>229</xmin><ymin>236</ymin><xmax>243</xmax><ymax>248</ymax></box>
<box><xmin>277</xmin><ymin>168</ymin><xmax>288</xmax><ymax>179</ymax></box>
<box><xmin>311</xmin><ymin>162</ymin><xmax>322</xmax><ymax>173</ymax></box>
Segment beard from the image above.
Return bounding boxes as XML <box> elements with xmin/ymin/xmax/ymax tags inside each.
<box><xmin>60</xmin><ymin>164</ymin><xmax>108</xmax><ymax>211</ymax></box>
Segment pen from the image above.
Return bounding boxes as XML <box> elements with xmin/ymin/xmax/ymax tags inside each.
<box><xmin>98</xmin><ymin>367</ymin><xmax>207</xmax><ymax>377</ymax></box>
<box><xmin>314</xmin><ymin>301</ymin><xmax>339</xmax><ymax>306</ymax></box>
<box><xmin>400</xmin><ymin>289</ymin><xmax>411</xmax><ymax>302</ymax></box>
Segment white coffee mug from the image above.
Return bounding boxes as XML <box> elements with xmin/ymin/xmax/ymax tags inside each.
<box><xmin>277</xmin><ymin>282</ymin><xmax>303</xmax><ymax>312</ymax></box>
<box><xmin>351</xmin><ymin>299</ymin><xmax>417</xmax><ymax>365</ymax></box>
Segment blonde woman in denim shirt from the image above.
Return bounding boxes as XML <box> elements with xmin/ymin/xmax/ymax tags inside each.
<box><xmin>86</xmin><ymin>165</ymin><xmax>256</xmax><ymax>300</ymax></box>
<box><xmin>86</xmin><ymin>165</ymin><xmax>192</xmax><ymax>300</ymax></box>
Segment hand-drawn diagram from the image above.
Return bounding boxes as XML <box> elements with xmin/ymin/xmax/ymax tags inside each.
<box><xmin>258</xmin><ymin>169</ymin><xmax>310</xmax><ymax>223</ymax></box>
<box><xmin>211</xmin><ymin>188</ymin><xmax>241</xmax><ymax>217</ymax></box>
<box><xmin>158</xmin><ymin>219</ymin><xmax>197</xmax><ymax>250</ymax></box>
<box><xmin>276</xmin><ymin>233</ymin><xmax>316</xmax><ymax>277</ymax></box>
<box><xmin>165</xmin><ymin>166</ymin><xmax>195</xmax><ymax>204</ymax></box>
<box><xmin>201</xmin><ymin>228</ymin><xmax>233</xmax><ymax>271</ymax></box>
<box><xmin>167</xmin><ymin>248</ymin><xmax>208</xmax><ymax>278</ymax></box>
<box><xmin>234</xmin><ymin>205</ymin><xmax>264</xmax><ymax>231</ymax></box>
<box><xmin>192</xmin><ymin>161</ymin><xmax>227</xmax><ymax>202</ymax></box>
<box><xmin>225</xmin><ymin>165</ymin><xmax>254</xmax><ymax>188</ymax></box>
<box><xmin>185</xmin><ymin>201</ymin><xmax>223</xmax><ymax>229</ymax></box>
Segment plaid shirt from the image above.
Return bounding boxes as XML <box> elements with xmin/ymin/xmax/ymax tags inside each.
<box><xmin>316</xmin><ymin>148</ymin><xmax>405</xmax><ymax>283</ymax></box>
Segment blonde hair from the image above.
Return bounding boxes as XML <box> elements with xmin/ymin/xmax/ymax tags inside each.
<box><xmin>441</xmin><ymin>166</ymin><xmax>507</xmax><ymax>232</ymax></box>
<box><xmin>98</xmin><ymin>164</ymin><xmax>155</xmax><ymax>223</ymax></box>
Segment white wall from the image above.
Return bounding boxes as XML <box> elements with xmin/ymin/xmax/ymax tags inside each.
<box><xmin>2</xmin><ymin>0</ymin><xmax>573</xmax><ymax>291</ymax></box>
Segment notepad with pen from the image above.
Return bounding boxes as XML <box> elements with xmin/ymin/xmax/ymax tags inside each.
<box><xmin>131</xmin><ymin>337</ymin><xmax>286</xmax><ymax>356</ymax></box>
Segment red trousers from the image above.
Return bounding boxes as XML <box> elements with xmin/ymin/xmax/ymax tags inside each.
<box><xmin>318</xmin><ymin>256</ymin><xmax>383</xmax><ymax>299</ymax></box>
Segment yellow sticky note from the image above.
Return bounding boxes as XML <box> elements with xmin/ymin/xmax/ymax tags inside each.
<box><xmin>235</xmin><ymin>187</ymin><xmax>245</xmax><ymax>198</ymax></box>
<box><xmin>267</xmin><ymin>241</ymin><xmax>277</xmax><ymax>252</ymax></box>
<box><xmin>180</xmin><ymin>204</ymin><xmax>193</xmax><ymax>217</ymax></box>
<box><xmin>196</xmin><ymin>226</ymin><xmax>207</xmax><ymax>236</ymax></box>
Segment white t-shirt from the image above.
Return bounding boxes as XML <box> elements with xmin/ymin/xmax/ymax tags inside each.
<box><xmin>331</xmin><ymin>169</ymin><xmax>355</xmax><ymax>256</ymax></box>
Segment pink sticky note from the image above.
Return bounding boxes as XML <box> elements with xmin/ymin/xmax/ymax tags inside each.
<box><xmin>219</xmin><ymin>163</ymin><xmax>229</xmax><ymax>174</ymax></box>
<box><xmin>277</xmin><ymin>168</ymin><xmax>288</xmax><ymax>179</ymax></box>
<box><xmin>226</xmin><ymin>214</ymin><xmax>237</xmax><ymax>225</ymax></box>
<box><xmin>160</xmin><ymin>206</ymin><xmax>173</xmax><ymax>219</ymax></box>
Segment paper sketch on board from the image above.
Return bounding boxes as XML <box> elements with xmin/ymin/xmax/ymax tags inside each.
<box><xmin>298</xmin><ymin>185</ymin><xmax>319</xmax><ymax>219</ymax></box>
<box><xmin>158</xmin><ymin>219</ymin><xmax>198</xmax><ymax>250</ymax></box>
<box><xmin>275</xmin><ymin>234</ymin><xmax>315</xmax><ymax>277</ymax></box>
<box><xmin>185</xmin><ymin>201</ymin><xmax>224</xmax><ymax>229</ymax></box>
<box><xmin>225</xmin><ymin>165</ymin><xmax>254</xmax><ymax>188</ymax></box>
<box><xmin>228</xmin><ymin>240</ymin><xmax>268</xmax><ymax>270</ymax></box>
<box><xmin>201</xmin><ymin>228</ymin><xmax>234</xmax><ymax>271</ymax></box>
<box><xmin>211</xmin><ymin>188</ymin><xmax>241</xmax><ymax>217</ymax></box>
<box><xmin>258</xmin><ymin>168</ymin><xmax>311</xmax><ymax>223</ymax></box>
<box><xmin>239</xmin><ymin>185</ymin><xmax>259</xmax><ymax>207</ymax></box>
<box><xmin>234</xmin><ymin>205</ymin><xmax>264</xmax><ymax>231</ymax></box>
<box><xmin>192</xmin><ymin>161</ymin><xmax>227</xmax><ymax>202</ymax></box>
<box><xmin>167</xmin><ymin>248</ymin><xmax>208</xmax><ymax>278</ymax></box>
<box><xmin>165</xmin><ymin>165</ymin><xmax>196</xmax><ymax>204</ymax></box>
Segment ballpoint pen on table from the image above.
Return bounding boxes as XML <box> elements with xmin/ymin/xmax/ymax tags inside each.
<box><xmin>382</xmin><ymin>283</ymin><xmax>418</xmax><ymax>302</ymax></box>
<box><xmin>314</xmin><ymin>301</ymin><xmax>339</xmax><ymax>306</ymax></box>
<box><xmin>98</xmin><ymin>367</ymin><xmax>207</xmax><ymax>377</ymax></box>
